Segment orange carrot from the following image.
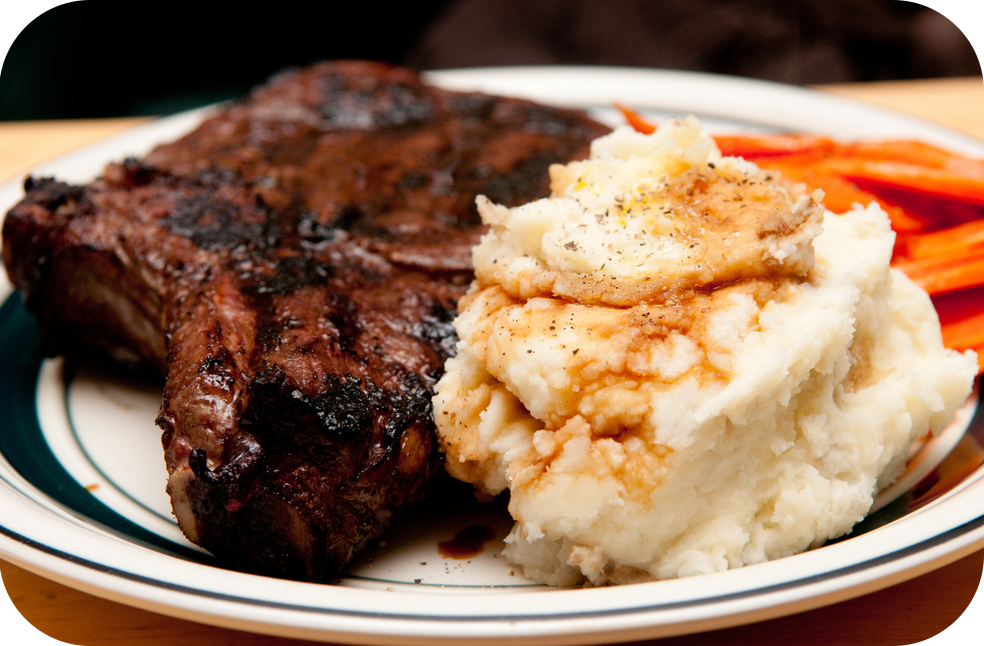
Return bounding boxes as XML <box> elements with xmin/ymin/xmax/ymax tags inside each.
<box><xmin>713</xmin><ymin>134</ymin><xmax>837</xmax><ymax>158</ymax></box>
<box><xmin>854</xmin><ymin>181</ymin><xmax>984</xmax><ymax>232</ymax></box>
<box><xmin>899</xmin><ymin>220</ymin><xmax>984</xmax><ymax>261</ymax></box>
<box><xmin>932</xmin><ymin>287</ymin><xmax>984</xmax><ymax>372</ymax></box>
<box><xmin>839</xmin><ymin>140</ymin><xmax>963</xmax><ymax>169</ymax></box>
<box><xmin>941</xmin><ymin>312</ymin><xmax>984</xmax><ymax>359</ymax></box>
<box><xmin>825</xmin><ymin>159</ymin><xmax>984</xmax><ymax>208</ymax></box>
<box><xmin>894</xmin><ymin>252</ymin><xmax>984</xmax><ymax>295</ymax></box>
<box><xmin>614</xmin><ymin>104</ymin><xmax>657</xmax><ymax>134</ymax></box>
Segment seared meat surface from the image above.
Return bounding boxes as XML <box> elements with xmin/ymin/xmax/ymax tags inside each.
<box><xmin>2</xmin><ymin>62</ymin><xmax>609</xmax><ymax>581</ymax></box>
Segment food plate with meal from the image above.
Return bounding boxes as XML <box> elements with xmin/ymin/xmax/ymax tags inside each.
<box><xmin>1</xmin><ymin>65</ymin><xmax>983</xmax><ymax>645</ymax></box>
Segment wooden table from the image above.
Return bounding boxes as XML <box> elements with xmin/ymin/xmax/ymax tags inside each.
<box><xmin>1</xmin><ymin>76</ymin><xmax>983</xmax><ymax>646</ymax></box>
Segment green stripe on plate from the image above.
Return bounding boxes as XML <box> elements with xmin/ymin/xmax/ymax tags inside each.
<box><xmin>0</xmin><ymin>293</ymin><xmax>212</xmax><ymax>563</ymax></box>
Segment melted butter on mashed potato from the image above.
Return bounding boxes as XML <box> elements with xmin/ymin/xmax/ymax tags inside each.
<box><xmin>433</xmin><ymin>118</ymin><xmax>978</xmax><ymax>586</ymax></box>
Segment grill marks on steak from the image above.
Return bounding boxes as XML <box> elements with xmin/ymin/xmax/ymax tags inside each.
<box><xmin>3</xmin><ymin>61</ymin><xmax>610</xmax><ymax>581</ymax></box>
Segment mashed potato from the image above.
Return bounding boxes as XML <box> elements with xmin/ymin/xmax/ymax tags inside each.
<box><xmin>433</xmin><ymin>119</ymin><xmax>978</xmax><ymax>586</ymax></box>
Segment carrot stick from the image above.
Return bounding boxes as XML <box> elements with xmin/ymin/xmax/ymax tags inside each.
<box><xmin>900</xmin><ymin>220</ymin><xmax>984</xmax><ymax>261</ymax></box>
<box><xmin>839</xmin><ymin>140</ymin><xmax>963</xmax><ymax>169</ymax></box>
<box><xmin>853</xmin><ymin>181</ymin><xmax>984</xmax><ymax>232</ymax></box>
<box><xmin>825</xmin><ymin>159</ymin><xmax>984</xmax><ymax>208</ymax></box>
<box><xmin>932</xmin><ymin>286</ymin><xmax>984</xmax><ymax>372</ymax></box>
<box><xmin>614</xmin><ymin>104</ymin><xmax>657</xmax><ymax>134</ymax></box>
<box><xmin>713</xmin><ymin>134</ymin><xmax>837</xmax><ymax>158</ymax></box>
<box><xmin>941</xmin><ymin>311</ymin><xmax>984</xmax><ymax>355</ymax></box>
<box><xmin>894</xmin><ymin>252</ymin><xmax>984</xmax><ymax>295</ymax></box>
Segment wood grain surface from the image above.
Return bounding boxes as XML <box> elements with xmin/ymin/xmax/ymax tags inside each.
<box><xmin>3</xmin><ymin>550</ymin><xmax>981</xmax><ymax>645</ymax></box>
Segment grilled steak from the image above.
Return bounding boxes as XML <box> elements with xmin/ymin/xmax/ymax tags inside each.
<box><xmin>2</xmin><ymin>61</ymin><xmax>609</xmax><ymax>581</ymax></box>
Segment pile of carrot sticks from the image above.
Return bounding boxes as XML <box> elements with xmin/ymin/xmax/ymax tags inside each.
<box><xmin>618</xmin><ymin>106</ymin><xmax>984</xmax><ymax>372</ymax></box>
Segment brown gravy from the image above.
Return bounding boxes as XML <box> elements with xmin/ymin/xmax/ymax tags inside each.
<box><xmin>438</xmin><ymin>524</ymin><xmax>497</xmax><ymax>559</ymax></box>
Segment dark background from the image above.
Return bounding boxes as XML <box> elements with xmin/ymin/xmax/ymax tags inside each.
<box><xmin>0</xmin><ymin>0</ymin><xmax>979</xmax><ymax>121</ymax></box>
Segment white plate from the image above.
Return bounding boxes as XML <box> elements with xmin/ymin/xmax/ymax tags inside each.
<box><xmin>1</xmin><ymin>66</ymin><xmax>984</xmax><ymax>645</ymax></box>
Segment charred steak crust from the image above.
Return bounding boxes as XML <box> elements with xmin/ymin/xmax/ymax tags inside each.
<box><xmin>2</xmin><ymin>61</ymin><xmax>610</xmax><ymax>581</ymax></box>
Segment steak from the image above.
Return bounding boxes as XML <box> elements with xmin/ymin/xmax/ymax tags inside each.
<box><xmin>2</xmin><ymin>61</ymin><xmax>610</xmax><ymax>581</ymax></box>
